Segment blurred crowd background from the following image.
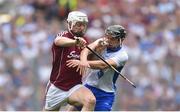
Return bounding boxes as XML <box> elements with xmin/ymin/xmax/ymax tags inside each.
<box><xmin>0</xmin><ymin>0</ymin><xmax>179</xmax><ymax>111</ymax></box>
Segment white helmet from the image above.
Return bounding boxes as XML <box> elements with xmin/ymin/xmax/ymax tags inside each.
<box><xmin>67</xmin><ymin>11</ymin><xmax>88</xmax><ymax>23</ymax></box>
<box><xmin>67</xmin><ymin>11</ymin><xmax>88</xmax><ymax>36</ymax></box>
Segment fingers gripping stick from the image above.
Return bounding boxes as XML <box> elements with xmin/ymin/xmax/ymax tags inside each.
<box><xmin>86</xmin><ymin>46</ymin><xmax>136</xmax><ymax>88</ymax></box>
<box><xmin>74</xmin><ymin>37</ymin><xmax>87</xmax><ymax>47</ymax></box>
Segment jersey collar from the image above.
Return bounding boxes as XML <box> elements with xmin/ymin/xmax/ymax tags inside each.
<box><xmin>107</xmin><ymin>46</ymin><xmax>121</xmax><ymax>53</ymax></box>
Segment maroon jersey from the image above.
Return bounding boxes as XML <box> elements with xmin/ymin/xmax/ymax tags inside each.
<box><xmin>50</xmin><ymin>31</ymin><xmax>88</xmax><ymax>91</ymax></box>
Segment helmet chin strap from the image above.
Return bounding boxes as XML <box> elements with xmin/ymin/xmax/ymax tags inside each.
<box><xmin>119</xmin><ymin>38</ymin><xmax>123</xmax><ymax>47</ymax></box>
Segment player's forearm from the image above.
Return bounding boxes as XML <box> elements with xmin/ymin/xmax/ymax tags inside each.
<box><xmin>55</xmin><ymin>37</ymin><xmax>76</xmax><ymax>47</ymax></box>
<box><xmin>88</xmin><ymin>60</ymin><xmax>108</xmax><ymax>69</ymax></box>
<box><xmin>80</xmin><ymin>48</ymin><xmax>90</xmax><ymax>61</ymax></box>
<box><xmin>88</xmin><ymin>59</ymin><xmax>117</xmax><ymax>70</ymax></box>
<box><xmin>80</xmin><ymin>41</ymin><xmax>98</xmax><ymax>61</ymax></box>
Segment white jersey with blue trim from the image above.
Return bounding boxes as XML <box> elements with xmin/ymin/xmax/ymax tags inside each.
<box><xmin>84</xmin><ymin>47</ymin><xmax>128</xmax><ymax>93</ymax></box>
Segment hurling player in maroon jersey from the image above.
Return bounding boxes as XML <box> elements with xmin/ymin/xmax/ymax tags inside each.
<box><xmin>44</xmin><ymin>11</ymin><xmax>96</xmax><ymax>111</ymax></box>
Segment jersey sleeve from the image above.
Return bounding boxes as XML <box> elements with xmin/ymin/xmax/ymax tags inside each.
<box><xmin>56</xmin><ymin>31</ymin><xmax>68</xmax><ymax>38</ymax></box>
<box><xmin>110</xmin><ymin>51</ymin><xmax>128</xmax><ymax>67</ymax></box>
<box><xmin>53</xmin><ymin>31</ymin><xmax>69</xmax><ymax>47</ymax></box>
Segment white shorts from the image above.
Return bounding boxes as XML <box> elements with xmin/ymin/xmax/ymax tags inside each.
<box><xmin>44</xmin><ymin>83</ymin><xmax>83</xmax><ymax>110</ymax></box>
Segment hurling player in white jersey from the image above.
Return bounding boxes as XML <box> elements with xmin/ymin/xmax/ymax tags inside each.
<box><xmin>66</xmin><ymin>25</ymin><xmax>128</xmax><ymax>111</ymax></box>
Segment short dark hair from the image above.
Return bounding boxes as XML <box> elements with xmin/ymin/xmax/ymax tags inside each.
<box><xmin>105</xmin><ymin>25</ymin><xmax>126</xmax><ymax>39</ymax></box>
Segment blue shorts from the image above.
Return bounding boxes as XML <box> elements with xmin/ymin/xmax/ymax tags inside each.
<box><xmin>85</xmin><ymin>84</ymin><xmax>115</xmax><ymax>111</ymax></box>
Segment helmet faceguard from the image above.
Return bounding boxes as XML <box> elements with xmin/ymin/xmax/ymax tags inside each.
<box><xmin>105</xmin><ymin>25</ymin><xmax>126</xmax><ymax>39</ymax></box>
<box><xmin>67</xmin><ymin>11</ymin><xmax>88</xmax><ymax>37</ymax></box>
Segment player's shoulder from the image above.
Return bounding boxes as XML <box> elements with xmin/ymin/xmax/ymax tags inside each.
<box><xmin>116</xmin><ymin>47</ymin><xmax>128</xmax><ymax>60</ymax></box>
<box><xmin>56</xmin><ymin>30</ymin><xmax>69</xmax><ymax>37</ymax></box>
<box><xmin>121</xmin><ymin>47</ymin><xmax>128</xmax><ymax>59</ymax></box>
